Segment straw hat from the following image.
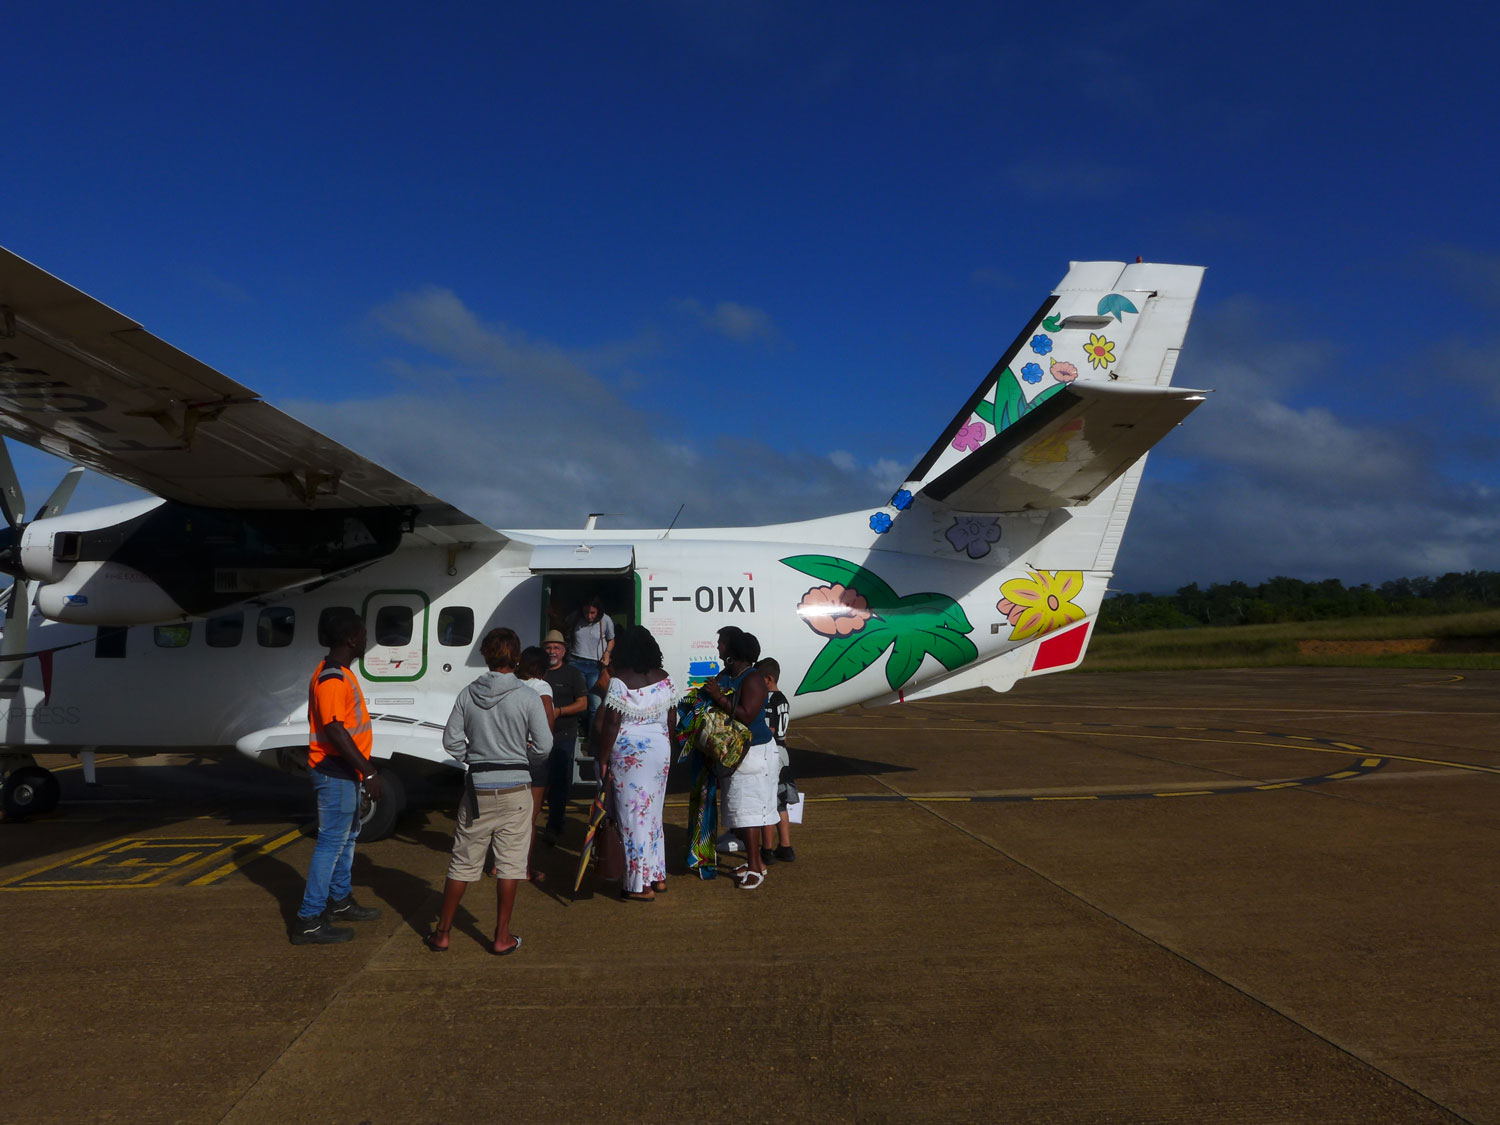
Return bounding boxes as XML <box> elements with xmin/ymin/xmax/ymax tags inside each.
<box><xmin>544</xmin><ymin>629</ymin><xmax>567</xmax><ymax>646</ymax></box>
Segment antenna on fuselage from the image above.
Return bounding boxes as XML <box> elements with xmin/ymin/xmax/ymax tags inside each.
<box><xmin>660</xmin><ymin>504</ymin><xmax>684</xmax><ymax>540</ymax></box>
<box><xmin>584</xmin><ymin>513</ymin><xmax>602</xmax><ymax>531</ymax></box>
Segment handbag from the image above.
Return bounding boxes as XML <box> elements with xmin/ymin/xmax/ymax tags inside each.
<box><xmin>694</xmin><ymin>704</ymin><xmax>751</xmax><ymax>772</ymax></box>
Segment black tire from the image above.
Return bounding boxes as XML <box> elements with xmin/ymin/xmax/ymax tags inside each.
<box><xmin>358</xmin><ymin>769</ymin><xmax>406</xmax><ymax>841</ymax></box>
<box><xmin>2</xmin><ymin>766</ymin><xmax>61</xmax><ymax>819</ymax></box>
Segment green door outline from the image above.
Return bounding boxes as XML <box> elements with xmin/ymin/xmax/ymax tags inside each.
<box><xmin>360</xmin><ymin>589</ymin><xmax>431</xmax><ymax>682</ymax></box>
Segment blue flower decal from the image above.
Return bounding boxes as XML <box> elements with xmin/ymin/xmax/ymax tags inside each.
<box><xmin>1030</xmin><ymin>334</ymin><xmax>1053</xmax><ymax>355</ymax></box>
<box><xmin>945</xmin><ymin>516</ymin><xmax>1002</xmax><ymax>560</ymax></box>
<box><xmin>869</xmin><ymin>512</ymin><xmax>893</xmax><ymax>533</ymax></box>
<box><xmin>1021</xmin><ymin>362</ymin><xmax>1043</xmax><ymax>384</ymax></box>
<box><xmin>890</xmin><ymin>489</ymin><xmax>913</xmax><ymax>511</ymax></box>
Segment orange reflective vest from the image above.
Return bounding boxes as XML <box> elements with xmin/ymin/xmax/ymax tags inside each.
<box><xmin>307</xmin><ymin>659</ymin><xmax>373</xmax><ymax>773</ymax></box>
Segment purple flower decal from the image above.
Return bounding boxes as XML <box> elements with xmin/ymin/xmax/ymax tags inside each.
<box><xmin>1031</xmin><ymin>334</ymin><xmax>1053</xmax><ymax>355</ymax></box>
<box><xmin>869</xmin><ymin>512</ymin><xmax>893</xmax><ymax>533</ymax></box>
<box><xmin>945</xmin><ymin>516</ymin><xmax>1002</xmax><ymax>559</ymax></box>
<box><xmin>1021</xmin><ymin>362</ymin><xmax>1043</xmax><ymax>384</ymax></box>
<box><xmin>890</xmin><ymin>488</ymin><xmax>913</xmax><ymax>510</ymax></box>
<box><xmin>951</xmin><ymin>420</ymin><xmax>988</xmax><ymax>452</ymax></box>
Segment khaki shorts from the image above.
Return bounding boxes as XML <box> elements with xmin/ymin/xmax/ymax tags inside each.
<box><xmin>448</xmin><ymin>784</ymin><xmax>532</xmax><ymax>881</ymax></box>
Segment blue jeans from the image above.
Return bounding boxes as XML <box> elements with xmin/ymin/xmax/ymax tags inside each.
<box><xmin>298</xmin><ymin>771</ymin><xmax>360</xmax><ymax>919</ymax></box>
<box><xmin>570</xmin><ymin>656</ymin><xmax>603</xmax><ymax>739</ymax></box>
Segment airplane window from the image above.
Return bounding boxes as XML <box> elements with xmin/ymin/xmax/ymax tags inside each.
<box><xmin>317</xmin><ymin>607</ymin><xmax>356</xmax><ymax>647</ymax></box>
<box><xmin>206</xmin><ymin>612</ymin><xmax>244</xmax><ymax>648</ymax></box>
<box><xmin>257</xmin><ymin>607</ymin><xmax>295</xmax><ymax>648</ymax></box>
<box><xmin>154</xmin><ymin>624</ymin><xmax>192</xmax><ymax>649</ymax></box>
<box><xmin>375</xmin><ymin>605</ymin><xmax>413</xmax><ymax>647</ymax></box>
<box><xmin>95</xmin><ymin>627</ymin><xmax>127</xmax><ymax>658</ymax></box>
<box><xmin>437</xmin><ymin>606</ymin><xmax>473</xmax><ymax>647</ymax></box>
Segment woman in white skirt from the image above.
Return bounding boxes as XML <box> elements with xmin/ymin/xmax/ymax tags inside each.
<box><xmin>701</xmin><ymin>626</ymin><xmax>775</xmax><ymax>890</ymax></box>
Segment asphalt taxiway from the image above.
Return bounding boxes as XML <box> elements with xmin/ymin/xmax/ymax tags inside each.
<box><xmin>2</xmin><ymin>668</ymin><xmax>1498</xmax><ymax>1123</ymax></box>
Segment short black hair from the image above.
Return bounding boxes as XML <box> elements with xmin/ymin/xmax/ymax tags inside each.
<box><xmin>756</xmin><ymin>657</ymin><xmax>780</xmax><ymax>681</ymax></box>
<box><xmin>518</xmin><ymin>645</ymin><xmax>548</xmax><ymax>680</ymax></box>
<box><xmin>324</xmin><ymin>609</ymin><xmax>364</xmax><ymax>647</ymax></box>
<box><xmin>723</xmin><ymin>629</ymin><xmax>760</xmax><ymax>664</ymax></box>
<box><xmin>612</xmin><ymin>624</ymin><xmax>663</xmax><ymax>674</ymax></box>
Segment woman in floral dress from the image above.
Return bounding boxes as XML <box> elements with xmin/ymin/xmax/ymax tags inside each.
<box><xmin>590</xmin><ymin>625</ymin><xmax>677</xmax><ymax>901</ymax></box>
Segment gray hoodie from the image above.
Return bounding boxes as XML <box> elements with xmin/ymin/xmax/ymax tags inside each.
<box><xmin>443</xmin><ymin>671</ymin><xmax>553</xmax><ymax>789</ymax></box>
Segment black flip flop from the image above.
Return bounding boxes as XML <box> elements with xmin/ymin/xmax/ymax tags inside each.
<box><xmin>491</xmin><ymin>935</ymin><xmax>523</xmax><ymax>956</ymax></box>
<box><xmin>422</xmin><ymin>931</ymin><xmax>450</xmax><ymax>953</ymax></box>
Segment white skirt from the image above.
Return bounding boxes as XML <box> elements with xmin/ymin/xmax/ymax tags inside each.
<box><xmin>722</xmin><ymin>738</ymin><xmax>779</xmax><ymax>829</ymax></box>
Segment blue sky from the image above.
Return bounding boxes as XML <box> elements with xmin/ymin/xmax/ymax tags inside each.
<box><xmin>6</xmin><ymin>1</ymin><xmax>1498</xmax><ymax>591</ymax></box>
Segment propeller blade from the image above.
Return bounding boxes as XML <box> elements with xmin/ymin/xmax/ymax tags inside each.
<box><xmin>1</xmin><ymin>576</ymin><xmax>29</xmax><ymax>660</ymax></box>
<box><xmin>0</xmin><ymin>441</ymin><xmax>25</xmax><ymax>529</ymax></box>
<box><xmin>36</xmin><ymin>466</ymin><xmax>84</xmax><ymax>521</ymax></box>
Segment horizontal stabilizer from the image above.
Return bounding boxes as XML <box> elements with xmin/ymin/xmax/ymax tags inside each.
<box><xmin>919</xmin><ymin>381</ymin><xmax>1206</xmax><ymax>511</ymax></box>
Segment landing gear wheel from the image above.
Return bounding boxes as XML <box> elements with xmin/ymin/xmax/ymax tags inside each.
<box><xmin>2</xmin><ymin>765</ymin><xmax>61</xmax><ymax>819</ymax></box>
<box><xmin>358</xmin><ymin>769</ymin><xmax>406</xmax><ymax>842</ymax></box>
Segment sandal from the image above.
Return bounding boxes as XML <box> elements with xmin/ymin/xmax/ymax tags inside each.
<box><xmin>733</xmin><ymin>867</ymin><xmax>766</xmax><ymax>891</ymax></box>
<box><xmin>491</xmin><ymin>935</ymin><xmax>523</xmax><ymax>956</ymax></box>
<box><xmin>651</xmin><ymin>879</ymin><xmax>668</xmax><ymax>894</ymax></box>
<box><xmin>622</xmin><ymin>889</ymin><xmax>656</xmax><ymax>902</ymax></box>
<box><xmin>422</xmin><ymin>927</ymin><xmax>450</xmax><ymax>953</ymax></box>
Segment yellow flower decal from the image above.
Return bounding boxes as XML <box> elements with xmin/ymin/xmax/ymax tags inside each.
<box><xmin>1084</xmin><ymin>333</ymin><xmax>1115</xmax><ymax>370</ymax></box>
<box><xmin>996</xmin><ymin>570</ymin><xmax>1086</xmax><ymax>642</ymax></box>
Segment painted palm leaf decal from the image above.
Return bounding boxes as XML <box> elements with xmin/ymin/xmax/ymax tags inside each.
<box><xmin>784</xmin><ymin>555</ymin><xmax>978</xmax><ymax>696</ymax></box>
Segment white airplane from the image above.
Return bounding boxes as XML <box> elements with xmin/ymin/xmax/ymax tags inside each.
<box><xmin>0</xmin><ymin>248</ymin><xmax>1206</xmax><ymax>836</ymax></box>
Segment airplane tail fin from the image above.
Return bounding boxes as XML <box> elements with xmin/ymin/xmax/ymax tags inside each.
<box><xmin>895</xmin><ymin>261</ymin><xmax>1206</xmax><ymax>517</ymax></box>
<box><xmin>869</xmin><ymin>262</ymin><xmax>1207</xmax><ymax>691</ymax></box>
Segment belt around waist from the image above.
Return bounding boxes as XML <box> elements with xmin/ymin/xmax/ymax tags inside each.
<box><xmin>472</xmin><ymin>781</ymin><xmax>529</xmax><ymax>794</ymax></box>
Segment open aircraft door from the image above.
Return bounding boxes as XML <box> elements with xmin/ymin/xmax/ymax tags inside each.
<box><xmin>528</xmin><ymin>543</ymin><xmax>637</xmax><ymax>638</ymax></box>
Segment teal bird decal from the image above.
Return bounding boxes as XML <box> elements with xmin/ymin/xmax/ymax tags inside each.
<box><xmin>1097</xmin><ymin>293</ymin><xmax>1138</xmax><ymax>321</ymax></box>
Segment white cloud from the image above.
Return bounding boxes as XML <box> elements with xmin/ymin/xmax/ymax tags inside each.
<box><xmin>671</xmin><ymin>298</ymin><xmax>777</xmax><ymax>343</ymax></box>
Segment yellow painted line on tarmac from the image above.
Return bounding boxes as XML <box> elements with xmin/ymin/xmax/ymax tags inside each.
<box><xmin>1032</xmin><ymin>795</ymin><xmax>1098</xmax><ymax>801</ymax></box>
<box><xmin>50</xmin><ymin>754</ymin><xmax>128</xmax><ymax>772</ymax></box>
<box><xmin>1154</xmin><ymin>790</ymin><xmax>1214</xmax><ymax>797</ymax></box>
<box><xmin>1362</xmin><ymin>758</ymin><xmax>1381</xmax><ymax>767</ymax></box>
<box><xmin>0</xmin><ymin>835</ymin><xmax>264</xmax><ymax>891</ymax></box>
<box><xmin>1255</xmin><ymin>782</ymin><xmax>1302</xmax><ymax>790</ymax></box>
<box><xmin>187</xmin><ymin>828</ymin><xmax>305</xmax><ymax>887</ymax></box>
<box><xmin>1326</xmin><ymin>771</ymin><xmax>1358</xmax><ymax>779</ymax></box>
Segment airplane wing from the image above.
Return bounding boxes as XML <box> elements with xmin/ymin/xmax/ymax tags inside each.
<box><xmin>917</xmin><ymin>380</ymin><xmax>1207</xmax><ymax>511</ymax></box>
<box><xmin>0</xmin><ymin>246</ymin><xmax>500</xmax><ymax>546</ymax></box>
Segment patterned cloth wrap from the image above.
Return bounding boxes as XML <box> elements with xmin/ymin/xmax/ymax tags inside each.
<box><xmin>676</xmin><ymin>683</ymin><xmax>748</xmax><ymax>879</ymax></box>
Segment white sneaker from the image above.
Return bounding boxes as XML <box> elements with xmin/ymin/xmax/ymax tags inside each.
<box><xmin>716</xmin><ymin>832</ymin><xmax>742</xmax><ymax>853</ymax></box>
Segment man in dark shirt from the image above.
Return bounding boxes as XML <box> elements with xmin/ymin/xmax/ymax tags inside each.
<box><xmin>541</xmin><ymin>629</ymin><xmax>588</xmax><ymax>844</ymax></box>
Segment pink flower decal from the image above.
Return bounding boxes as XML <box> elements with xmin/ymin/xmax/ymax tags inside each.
<box><xmin>952</xmin><ymin>420</ymin><xmax>988</xmax><ymax>452</ymax></box>
<box><xmin>1049</xmin><ymin>360</ymin><xmax>1078</xmax><ymax>384</ymax></box>
<box><xmin>797</xmin><ymin>584</ymin><xmax>872</xmax><ymax>637</ymax></box>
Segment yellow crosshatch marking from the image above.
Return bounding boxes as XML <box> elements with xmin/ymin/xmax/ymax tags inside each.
<box><xmin>0</xmin><ymin>835</ymin><xmax>270</xmax><ymax>891</ymax></box>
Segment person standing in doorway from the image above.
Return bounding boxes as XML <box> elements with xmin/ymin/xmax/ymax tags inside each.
<box><xmin>566</xmin><ymin>594</ymin><xmax>615</xmax><ymax>734</ymax></box>
<box><xmin>292</xmin><ymin>609</ymin><xmax>383</xmax><ymax>945</ymax></box>
<box><xmin>541</xmin><ymin>629</ymin><xmax>587</xmax><ymax>844</ymax></box>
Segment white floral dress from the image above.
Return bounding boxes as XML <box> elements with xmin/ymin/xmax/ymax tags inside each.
<box><xmin>603</xmin><ymin>675</ymin><xmax>675</xmax><ymax>893</ymax></box>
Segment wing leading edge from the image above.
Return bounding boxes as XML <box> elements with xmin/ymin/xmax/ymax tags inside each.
<box><xmin>0</xmin><ymin>247</ymin><xmax>501</xmax><ymax>546</ymax></box>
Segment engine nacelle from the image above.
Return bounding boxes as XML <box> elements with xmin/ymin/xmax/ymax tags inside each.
<box><xmin>35</xmin><ymin>560</ymin><xmax>188</xmax><ymax>624</ymax></box>
<box><xmin>21</xmin><ymin>499</ymin><xmax>166</xmax><ymax>584</ymax></box>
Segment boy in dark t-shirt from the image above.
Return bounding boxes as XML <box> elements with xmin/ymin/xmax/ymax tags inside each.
<box><xmin>756</xmin><ymin>658</ymin><xmax>796</xmax><ymax>863</ymax></box>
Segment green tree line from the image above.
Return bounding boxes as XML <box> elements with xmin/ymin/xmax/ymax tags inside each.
<box><xmin>1098</xmin><ymin>572</ymin><xmax>1500</xmax><ymax>633</ymax></box>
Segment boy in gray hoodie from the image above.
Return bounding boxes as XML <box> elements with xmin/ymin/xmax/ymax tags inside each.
<box><xmin>425</xmin><ymin>627</ymin><xmax>551</xmax><ymax>954</ymax></box>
